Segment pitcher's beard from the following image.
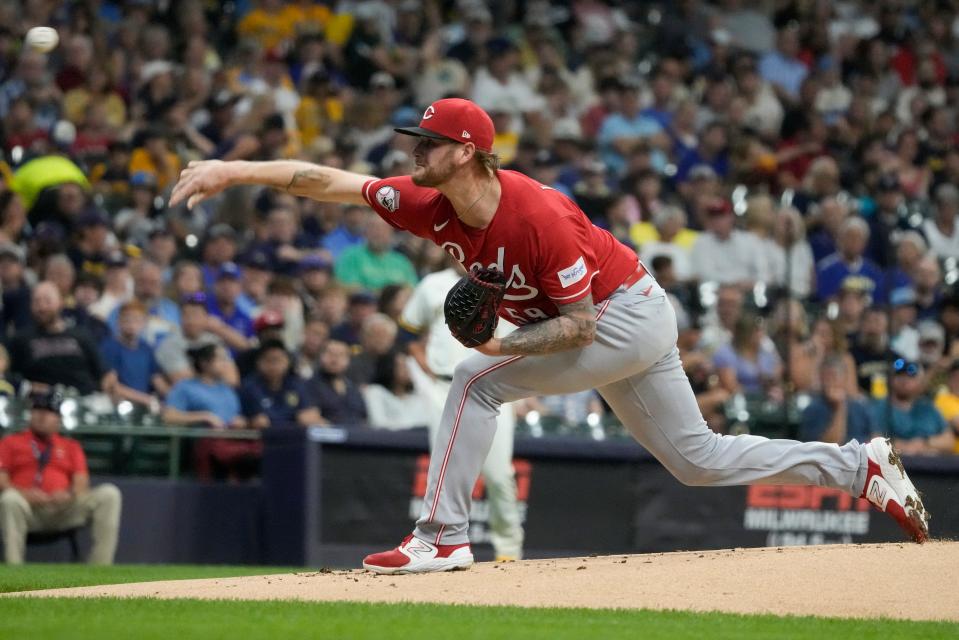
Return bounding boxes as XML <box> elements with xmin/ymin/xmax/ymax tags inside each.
<box><xmin>411</xmin><ymin>163</ymin><xmax>455</xmax><ymax>187</ymax></box>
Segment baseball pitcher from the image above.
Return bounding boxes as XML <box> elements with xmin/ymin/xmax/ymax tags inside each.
<box><xmin>171</xmin><ymin>98</ymin><xmax>929</xmax><ymax>574</ymax></box>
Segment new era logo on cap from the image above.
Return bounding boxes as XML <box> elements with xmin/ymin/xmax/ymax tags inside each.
<box><xmin>394</xmin><ymin>98</ymin><xmax>495</xmax><ymax>152</ymax></box>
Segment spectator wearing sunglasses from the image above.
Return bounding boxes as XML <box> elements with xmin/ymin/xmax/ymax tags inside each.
<box><xmin>870</xmin><ymin>359</ymin><xmax>955</xmax><ymax>455</ymax></box>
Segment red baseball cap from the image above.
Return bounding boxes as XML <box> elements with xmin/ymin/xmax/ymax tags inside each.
<box><xmin>253</xmin><ymin>309</ymin><xmax>285</xmax><ymax>333</ymax></box>
<box><xmin>394</xmin><ymin>98</ymin><xmax>495</xmax><ymax>153</ymax></box>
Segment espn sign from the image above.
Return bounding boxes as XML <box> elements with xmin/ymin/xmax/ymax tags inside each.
<box><xmin>743</xmin><ymin>485</ymin><xmax>872</xmax><ymax>547</ymax></box>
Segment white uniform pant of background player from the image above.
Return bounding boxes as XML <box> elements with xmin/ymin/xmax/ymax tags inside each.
<box><xmin>414</xmin><ymin>272</ymin><xmax>869</xmax><ymax>546</ymax></box>
<box><xmin>423</xmin><ymin>376</ymin><xmax>523</xmax><ymax>559</ymax></box>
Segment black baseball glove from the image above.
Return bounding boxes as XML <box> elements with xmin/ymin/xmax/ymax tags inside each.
<box><xmin>444</xmin><ymin>267</ymin><xmax>508</xmax><ymax>348</ymax></box>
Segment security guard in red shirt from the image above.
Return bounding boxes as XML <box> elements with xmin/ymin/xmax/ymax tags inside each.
<box><xmin>0</xmin><ymin>389</ymin><xmax>122</xmax><ymax>564</ymax></box>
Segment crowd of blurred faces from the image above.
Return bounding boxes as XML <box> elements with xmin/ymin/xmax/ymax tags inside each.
<box><xmin>0</xmin><ymin>1</ymin><xmax>956</xmax><ymax>478</ymax></box>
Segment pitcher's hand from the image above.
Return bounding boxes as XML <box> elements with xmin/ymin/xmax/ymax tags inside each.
<box><xmin>170</xmin><ymin>160</ymin><xmax>231</xmax><ymax>209</ymax></box>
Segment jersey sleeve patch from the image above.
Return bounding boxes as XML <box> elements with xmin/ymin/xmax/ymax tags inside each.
<box><xmin>557</xmin><ymin>256</ymin><xmax>587</xmax><ymax>288</ymax></box>
<box><xmin>375</xmin><ymin>185</ymin><xmax>400</xmax><ymax>213</ymax></box>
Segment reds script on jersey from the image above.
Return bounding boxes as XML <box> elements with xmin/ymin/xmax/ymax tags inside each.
<box><xmin>362</xmin><ymin>170</ymin><xmax>638</xmax><ymax>326</ymax></box>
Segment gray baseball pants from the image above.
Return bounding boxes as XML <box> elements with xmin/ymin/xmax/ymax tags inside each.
<box><xmin>413</xmin><ymin>272</ymin><xmax>869</xmax><ymax>546</ymax></box>
<box><xmin>427</xmin><ymin>380</ymin><xmax>523</xmax><ymax>559</ymax></box>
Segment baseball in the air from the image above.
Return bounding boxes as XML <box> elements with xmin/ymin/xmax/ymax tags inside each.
<box><xmin>25</xmin><ymin>26</ymin><xmax>59</xmax><ymax>53</ymax></box>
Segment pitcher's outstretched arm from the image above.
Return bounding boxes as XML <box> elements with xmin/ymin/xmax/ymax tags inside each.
<box><xmin>170</xmin><ymin>159</ymin><xmax>375</xmax><ymax>209</ymax></box>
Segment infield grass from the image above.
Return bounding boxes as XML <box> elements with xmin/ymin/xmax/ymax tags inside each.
<box><xmin>0</xmin><ymin>597</ymin><xmax>955</xmax><ymax>640</ymax></box>
<box><xmin>0</xmin><ymin>563</ymin><xmax>291</xmax><ymax>594</ymax></box>
<box><xmin>0</xmin><ymin>565</ymin><xmax>954</xmax><ymax>640</ymax></box>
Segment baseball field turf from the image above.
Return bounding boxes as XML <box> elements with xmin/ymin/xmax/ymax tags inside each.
<box><xmin>1</xmin><ymin>564</ymin><xmax>956</xmax><ymax>640</ymax></box>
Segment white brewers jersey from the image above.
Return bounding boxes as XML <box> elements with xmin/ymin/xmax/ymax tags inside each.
<box><xmin>401</xmin><ymin>268</ymin><xmax>471</xmax><ymax>377</ymax></box>
<box><xmin>401</xmin><ymin>268</ymin><xmax>515</xmax><ymax>377</ymax></box>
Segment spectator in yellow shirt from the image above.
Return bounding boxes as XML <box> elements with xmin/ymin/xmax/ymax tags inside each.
<box><xmin>933</xmin><ymin>360</ymin><xmax>959</xmax><ymax>454</ymax></box>
<box><xmin>295</xmin><ymin>70</ymin><xmax>344</xmax><ymax>147</ymax></box>
<box><xmin>237</xmin><ymin>0</ymin><xmax>300</xmax><ymax>51</ymax></box>
<box><xmin>288</xmin><ymin>0</ymin><xmax>332</xmax><ymax>37</ymax></box>
<box><xmin>62</xmin><ymin>66</ymin><xmax>126</xmax><ymax>130</ymax></box>
<box><xmin>631</xmin><ymin>206</ymin><xmax>699</xmax><ymax>282</ymax></box>
<box><xmin>128</xmin><ymin>128</ymin><xmax>181</xmax><ymax>192</ymax></box>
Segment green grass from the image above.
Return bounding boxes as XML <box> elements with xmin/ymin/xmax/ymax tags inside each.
<box><xmin>0</xmin><ymin>565</ymin><xmax>954</xmax><ymax>639</ymax></box>
<box><xmin>0</xmin><ymin>563</ymin><xmax>292</xmax><ymax>594</ymax></box>
<box><xmin>0</xmin><ymin>598</ymin><xmax>955</xmax><ymax>640</ymax></box>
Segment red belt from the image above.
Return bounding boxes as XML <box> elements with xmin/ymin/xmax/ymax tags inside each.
<box><xmin>621</xmin><ymin>263</ymin><xmax>649</xmax><ymax>289</ymax></box>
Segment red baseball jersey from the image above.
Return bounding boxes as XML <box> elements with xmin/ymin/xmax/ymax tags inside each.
<box><xmin>0</xmin><ymin>430</ymin><xmax>87</xmax><ymax>492</ymax></box>
<box><xmin>362</xmin><ymin>170</ymin><xmax>638</xmax><ymax>326</ymax></box>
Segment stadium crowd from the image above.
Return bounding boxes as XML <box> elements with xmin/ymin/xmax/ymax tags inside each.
<box><xmin>0</xmin><ymin>0</ymin><xmax>957</xmax><ymax>483</ymax></box>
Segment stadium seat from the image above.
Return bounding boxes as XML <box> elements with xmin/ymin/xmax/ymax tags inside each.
<box><xmin>26</xmin><ymin>527</ymin><xmax>82</xmax><ymax>561</ymax></box>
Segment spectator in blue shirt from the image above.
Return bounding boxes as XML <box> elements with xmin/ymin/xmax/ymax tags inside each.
<box><xmin>330</xmin><ymin>291</ymin><xmax>378</xmax><ymax>347</ymax></box>
<box><xmin>248</xmin><ymin>205</ymin><xmax>319</xmax><ymax>276</ymax></box>
<box><xmin>107</xmin><ymin>259</ymin><xmax>179</xmax><ymax>346</ymax></box>
<box><xmin>806</xmin><ymin>196</ymin><xmax>848</xmax><ymax>266</ymax></box>
<box><xmin>207</xmin><ymin>262</ymin><xmax>254</xmax><ymax>339</ymax></box>
<box><xmin>597</xmin><ymin>79</ymin><xmax>670</xmax><ymax>176</ymax></box>
<box><xmin>235</xmin><ymin>249</ymin><xmax>271</xmax><ymax>317</ymax></box>
<box><xmin>870</xmin><ymin>359</ymin><xmax>955</xmax><ymax>455</ymax></box>
<box><xmin>321</xmin><ymin>205</ymin><xmax>367</xmax><ymax>260</ymax></box>
<box><xmin>800</xmin><ymin>357</ymin><xmax>877</xmax><ymax>444</ymax></box>
<box><xmin>759</xmin><ymin>25</ymin><xmax>808</xmax><ymax>102</ymax></box>
<box><xmin>162</xmin><ymin>344</ymin><xmax>243</xmax><ymax>428</ymax></box>
<box><xmin>640</xmin><ymin>65</ymin><xmax>676</xmax><ymax>129</ymax></box>
<box><xmin>673</xmin><ymin>121</ymin><xmax>730</xmax><ymax>184</ymax></box>
<box><xmin>162</xmin><ymin>343</ymin><xmax>260</xmax><ymax>480</ymax></box>
<box><xmin>200</xmin><ymin>223</ymin><xmax>239</xmax><ymax>290</ymax></box>
<box><xmin>881</xmin><ymin>231</ymin><xmax>925</xmax><ymax>300</ymax></box>
<box><xmin>240</xmin><ymin>339</ymin><xmax>324</xmax><ymax>429</ymax></box>
<box><xmin>100</xmin><ymin>300</ymin><xmax>165</xmax><ymax>407</ymax></box>
<box><xmin>816</xmin><ymin>217</ymin><xmax>884</xmax><ymax>301</ymax></box>
<box><xmin>713</xmin><ymin>312</ymin><xmax>782</xmax><ymax>397</ymax></box>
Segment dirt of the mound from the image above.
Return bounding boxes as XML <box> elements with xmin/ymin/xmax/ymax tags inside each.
<box><xmin>14</xmin><ymin>542</ymin><xmax>959</xmax><ymax>622</ymax></box>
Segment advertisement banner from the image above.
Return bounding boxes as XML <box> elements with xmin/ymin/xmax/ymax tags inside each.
<box><xmin>313</xmin><ymin>441</ymin><xmax>957</xmax><ymax>555</ymax></box>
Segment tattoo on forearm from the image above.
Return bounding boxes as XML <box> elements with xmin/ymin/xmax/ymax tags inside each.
<box><xmin>284</xmin><ymin>168</ymin><xmax>331</xmax><ymax>195</ymax></box>
<box><xmin>499</xmin><ymin>297</ymin><xmax>597</xmax><ymax>356</ymax></box>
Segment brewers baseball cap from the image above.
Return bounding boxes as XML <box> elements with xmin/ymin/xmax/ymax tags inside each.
<box><xmin>394</xmin><ymin>98</ymin><xmax>495</xmax><ymax>153</ymax></box>
<box><xmin>240</xmin><ymin>248</ymin><xmax>272</xmax><ymax>271</ymax></box>
<box><xmin>299</xmin><ymin>254</ymin><xmax>332</xmax><ymax>272</ymax></box>
<box><xmin>180</xmin><ymin>291</ymin><xmax>208</xmax><ymax>306</ymax></box>
<box><xmin>217</xmin><ymin>261</ymin><xmax>242</xmax><ymax>280</ymax></box>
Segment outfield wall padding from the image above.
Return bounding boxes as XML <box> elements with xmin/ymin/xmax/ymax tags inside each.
<box><xmin>20</xmin><ymin>428</ymin><xmax>959</xmax><ymax>566</ymax></box>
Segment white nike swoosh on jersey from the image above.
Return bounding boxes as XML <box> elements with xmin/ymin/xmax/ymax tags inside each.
<box><xmin>433</xmin><ymin>219</ymin><xmax>450</xmax><ymax>231</ymax></box>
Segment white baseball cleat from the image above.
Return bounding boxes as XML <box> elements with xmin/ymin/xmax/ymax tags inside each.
<box><xmin>362</xmin><ymin>534</ymin><xmax>474</xmax><ymax>574</ymax></box>
<box><xmin>861</xmin><ymin>437</ymin><xmax>930</xmax><ymax>543</ymax></box>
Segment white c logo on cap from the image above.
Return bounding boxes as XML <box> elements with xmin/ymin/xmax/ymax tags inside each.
<box><xmin>422</xmin><ymin>105</ymin><xmax>435</xmax><ymax>120</ymax></box>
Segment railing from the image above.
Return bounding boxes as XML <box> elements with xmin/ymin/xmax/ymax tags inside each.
<box><xmin>0</xmin><ymin>398</ymin><xmax>262</xmax><ymax>480</ymax></box>
<box><xmin>1</xmin><ymin>391</ymin><xmax>816</xmax><ymax>479</ymax></box>
<box><xmin>68</xmin><ymin>423</ymin><xmax>261</xmax><ymax>479</ymax></box>
<box><xmin>514</xmin><ymin>394</ymin><xmax>807</xmax><ymax>441</ymax></box>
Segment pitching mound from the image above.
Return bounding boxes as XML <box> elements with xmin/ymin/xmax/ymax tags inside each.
<box><xmin>16</xmin><ymin>542</ymin><xmax>959</xmax><ymax>621</ymax></box>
